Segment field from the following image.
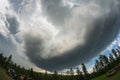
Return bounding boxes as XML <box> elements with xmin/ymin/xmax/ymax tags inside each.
<box><xmin>0</xmin><ymin>67</ymin><xmax>12</xmax><ymax>80</ymax></box>
<box><xmin>0</xmin><ymin>66</ymin><xmax>120</xmax><ymax>80</ymax></box>
<box><xmin>92</xmin><ymin>71</ymin><xmax>120</xmax><ymax>80</ymax></box>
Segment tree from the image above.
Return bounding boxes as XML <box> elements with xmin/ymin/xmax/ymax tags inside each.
<box><xmin>66</xmin><ymin>71</ymin><xmax>70</xmax><ymax>75</ymax></box>
<box><xmin>116</xmin><ymin>49</ymin><xmax>120</xmax><ymax>57</ymax></box>
<box><xmin>0</xmin><ymin>53</ymin><xmax>4</xmax><ymax>66</ymax></box>
<box><xmin>95</xmin><ymin>59</ymin><xmax>102</xmax><ymax>71</ymax></box>
<box><xmin>5</xmin><ymin>55</ymin><xmax>12</xmax><ymax>68</ymax></box>
<box><xmin>7</xmin><ymin>55</ymin><xmax>12</xmax><ymax>63</ymax></box>
<box><xmin>53</xmin><ymin>71</ymin><xmax>59</xmax><ymax>80</ymax></box>
<box><xmin>109</xmin><ymin>53</ymin><xmax>114</xmax><ymax>62</ymax></box>
<box><xmin>54</xmin><ymin>71</ymin><xmax>58</xmax><ymax>75</ymax></box>
<box><xmin>70</xmin><ymin>68</ymin><xmax>74</xmax><ymax>75</ymax></box>
<box><xmin>29</xmin><ymin>68</ymin><xmax>34</xmax><ymax>77</ymax></box>
<box><xmin>76</xmin><ymin>67</ymin><xmax>82</xmax><ymax>75</ymax></box>
<box><xmin>92</xmin><ymin>67</ymin><xmax>96</xmax><ymax>73</ymax></box>
<box><xmin>99</xmin><ymin>55</ymin><xmax>109</xmax><ymax>66</ymax></box>
<box><xmin>118</xmin><ymin>45</ymin><xmax>120</xmax><ymax>50</ymax></box>
<box><xmin>76</xmin><ymin>67</ymin><xmax>84</xmax><ymax>80</ymax></box>
<box><xmin>81</xmin><ymin>63</ymin><xmax>89</xmax><ymax>80</ymax></box>
<box><xmin>112</xmin><ymin>49</ymin><xmax>118</xmax><ymax>59</ymax></box>
<box><xmin>95</xmin><ymin>64</ymin><xmax>98</xmax><ymax>72</ymax></box>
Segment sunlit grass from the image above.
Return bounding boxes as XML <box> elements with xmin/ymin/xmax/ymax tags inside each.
<box><xmin>92</xmin><ymin>71</ymin><xmax>120</xmax><ymax>80</ymax></box>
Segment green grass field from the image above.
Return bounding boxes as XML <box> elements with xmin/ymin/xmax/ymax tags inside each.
<box><xmin>92</xmin><ymin>71</ymin><xmax>120</xmax><ymax>80</ymax></box>
<box><xmin>0</xmin><ymin>67</ymin><xmax>12</xmax><ymax>80</ymax></box>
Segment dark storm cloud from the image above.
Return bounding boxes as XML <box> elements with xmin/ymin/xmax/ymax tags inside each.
<box><xmin>21</xmin><ymin>0</ymin><xmax>120</xmax><ymax>71</ymax></box>
<box><xmin>24</xmin><ymin>8</ymin><xmax>120</xmax><ymax>71</ymax></box>
<box><xmin>24</xmin><ymin>34</ymin><xmax>44</xmax><ymax>56</ymax></box>
<box><xmin>4</xmin><ymin>0</ymin><xmax>120</xmax><ymax>71</ymax></box>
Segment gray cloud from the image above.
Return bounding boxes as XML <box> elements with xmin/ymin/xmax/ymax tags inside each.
<box><xmin>41</xmin><ymin>0</ymin><xmax>70</xmax><ymax>26</ymax></box>
<box><xmin>24</xmin><ymin>9</ymin><xmax>120</xmax><ymax>71</ymax></box>
<box><xmin>5</xmin><ymin>15</ymin><xmax>19</xmax><ymax>35</ymax></box>
<box><xmin>9</xmin><ymin>0</ymin><xmax>36</xmax><ymax>17</ymax></box>
<box><xmin>1</xmin><ymin>0</ymin><xmax>120</xmax><ymax>72</ymax></box>
<box><xmin>18</xmin><ymin>0</ymin><xmax>120</xmax><ymax>71</ymax></box>
<box><xmin>9</xmin><ymin>0</ymin><xmax>23</xmax><ymax>12</ymax></box>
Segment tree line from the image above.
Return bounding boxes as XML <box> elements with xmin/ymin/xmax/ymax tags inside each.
<box><xmin>0</xmin><ymin>52</ymin><xmax>88</xmax><ymax>80</ymax></box>
<box><xmin>0</xmin><ymin>45</ymin><xmax>120</xmax><ymax>80</ymax></box>
<box><xmin>90</xmin><ymin>46</ymin><xmax>120</xmax><ymax>79</ymax></box>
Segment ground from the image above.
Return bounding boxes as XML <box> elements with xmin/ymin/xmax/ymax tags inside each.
<box><xmin>0</xmin><ymin>67</ymin><xmax>12</xmax><ymax>80</ymax></box>
<box><xmin>0</xmin><ymin>66</ymin><xmax>120</xmax><ymax>80</ymax></box>
<box><xmin>92</xmin><ymin>71</ymin><xmax>120</xmax><ymax>80</ymax></box>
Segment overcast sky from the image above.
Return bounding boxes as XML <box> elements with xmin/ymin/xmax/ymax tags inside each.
<box><xmin>0</xmin><ymin>0</ymin><xmax>120</xmax><ymax>72</ymax></box>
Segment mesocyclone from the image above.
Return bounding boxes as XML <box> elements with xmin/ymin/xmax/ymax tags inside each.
<box><xmin>0</xmin><ymin>0</ymin><xmax>120</xmax><ymax>71</ymax></box>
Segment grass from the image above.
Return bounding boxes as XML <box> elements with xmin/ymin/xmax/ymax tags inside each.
<box><xmin>92</xmin><ymin>71</ymin><xmax>120</xmax><ymax>80</ymax></box>
<box><xmin>0</xmin><ymin>67</ymin><xmax>12</xmax><ymax>80</ymax></box>
<box><xmin>0</xmin><ymin>66</ymin><xmax>120</xmax><ymax>80</ymax></box>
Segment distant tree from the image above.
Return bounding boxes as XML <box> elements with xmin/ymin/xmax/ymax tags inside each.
<box><xmin>109</xmin><ymin>53</ymin><xmax>114</xmax><ymax>62</ymax></box>
<box><xmin>6</xmin><ymin>55</ymin><xmax>12</xmax><ymax>64</ymax></box>
<box><xmin>53</xmin><ymin>71</ymin><xmax>59</xmax><ymax>80</ymax></box>
<box><xmin>76</xmin><ymin>67</ymin><xmax>82</xmax><ymax>75</ymax></box>
<box><xmin>112</xmin><ymin>49</ymin><xmax>118</xmax><ymax>59</ymax></box>
<box><xmin>81</xmin><ymin>63</ymin><xmax>89</xmax><ymax>80</ymax></box>
<box><xmin>103</xmin><ymin>55</ymin><xmax>109</xmax><ymax>64</ymax></box>
<box><xmin>0</xmin><ymin>53</ymin><xmax>3</xmax><ymax>59</ymax></box>
<box><xmin>95</xmin><ymin>64</ymin><xmax>98</xmax><ymax>72</ymax></box>
<box><xmin>76</xmin><ymin>67</ymin><xmax>84</xmax><ymax>80</ymax></box>
<box><xmin>118</xmin><ymin>45</ymin><xmax>120</xmax><ymax>49</ymax></box>
<box><xmin>54</xmin><ymin>71</ymin><xmax>58</xmax><ymax>75</ymax></box>
<box><xmin>66</xmin><ymin>71</ymin><xmax>70</xmax><ymax>75</ymax></box>
<box><xmin>0</xmin><ymin>53</ymin><xmax>4</xmax><ymax>66</ymax></box>
<box><xmin>29</xmin><ymin>68</ymin><xmax>34</xmax><ymax>77</ymax></box>
<box><xmin>70</xmin><ymin>68</ymin><xmax>74</xmax><ymax>75</ymax></box>
<box><xmin>99</xmin><ymin>55</ymin><xmax>109</xmax><ymax>66</ymax></box>
<box><xmin>92</xmin><ymin>67</ymin><xmax>96</xmax><ymax>73</ymax></box>
<box><xmin>5</xmin><ymin>55</ymin><xmax>12</xmax><ymax>68</ymax></box>
<box><xmin>116</xmin><ymin>49</ymin><xmax>120</xmax><ymax>57</ymax></box>
<box><xmin>8</xmin><ymin>55</ymin><xmax>12</xmax><ymax>62</ymax></box>
<box><xmin>99</xmin><ymin>60</ymin><xmax>104</xmax><ymax>68</ymax></box>
<box><xmin>95</xmin><ymin>60</ymin><xmax>102</xmax><ymax>71</ymax></box>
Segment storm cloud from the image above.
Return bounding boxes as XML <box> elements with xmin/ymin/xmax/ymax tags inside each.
<box><xmin>0</xmin><ymin>0</ymin><xmax>120</xmax><ymax>71</ymax></box>
<box><xmin>24</xmin><ymin>8</ymin><xmax>120</xmax><ymax>71</ymax></box>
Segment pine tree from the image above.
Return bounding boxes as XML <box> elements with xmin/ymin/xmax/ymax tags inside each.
<box><xmin>95</xmin><ymin>59</ymin><xmax>102</xmax><ymax>71</ymax></box>
<box><xmin>5</xmin><ymin>55</ymin><xmax>12</xmax><ymax>68</ymax></box>
<box><xmin>81</xmin><ymin>63</ymin><xmax>89</xmax><ymax>80</ymax></box>
<box><xmin>99</xmin><ymin>55</ymin><xmax>109</xmax><ymax>66</ymax></box>
<box><xmin>66</xmin><ymin>71</ymin><xmax>70</xmax><ymax>75</ymax></box>
<box><xmin>76</xmin><ymin>67</ymin><xmax>82</xmax><ymax>75</ymax></box>
<box><xmin>53</xmin><ymin>71</ymin><xmax>59</xmax><ymax>80</ymax></box>
<box><xmin>116</xmin><ymin>49</ymin><xmax>120</xmax><ymax>57</ymax></box>
<box><xmin>7</xmin><ymin>55</ymin><xmax>12</xmax><ymax>63</ymax></box>
<box><xmin>70</xmin><ymin>68</ymin><xmax>74</xmax><ymax>75</ymax></box>
<box><xmin>109</xmin><ymin>53</ymin><xmax>114</xmax><ymax>62</ymax></box>
<box><xmin>112</xmin><ymin>49</ymin><xmax>118</xmax><ymax>59</ymax></box>
<box><xmin>0</xmin><ymin>53</ymin><xmax>3</xmax><ymax>66</ymax></box>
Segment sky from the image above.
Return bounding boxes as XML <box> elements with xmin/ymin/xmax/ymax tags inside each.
<box><xmin>0</xmin><ymin>0</ymin><xmax>120</xmax><ymax>72</ymax></box>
